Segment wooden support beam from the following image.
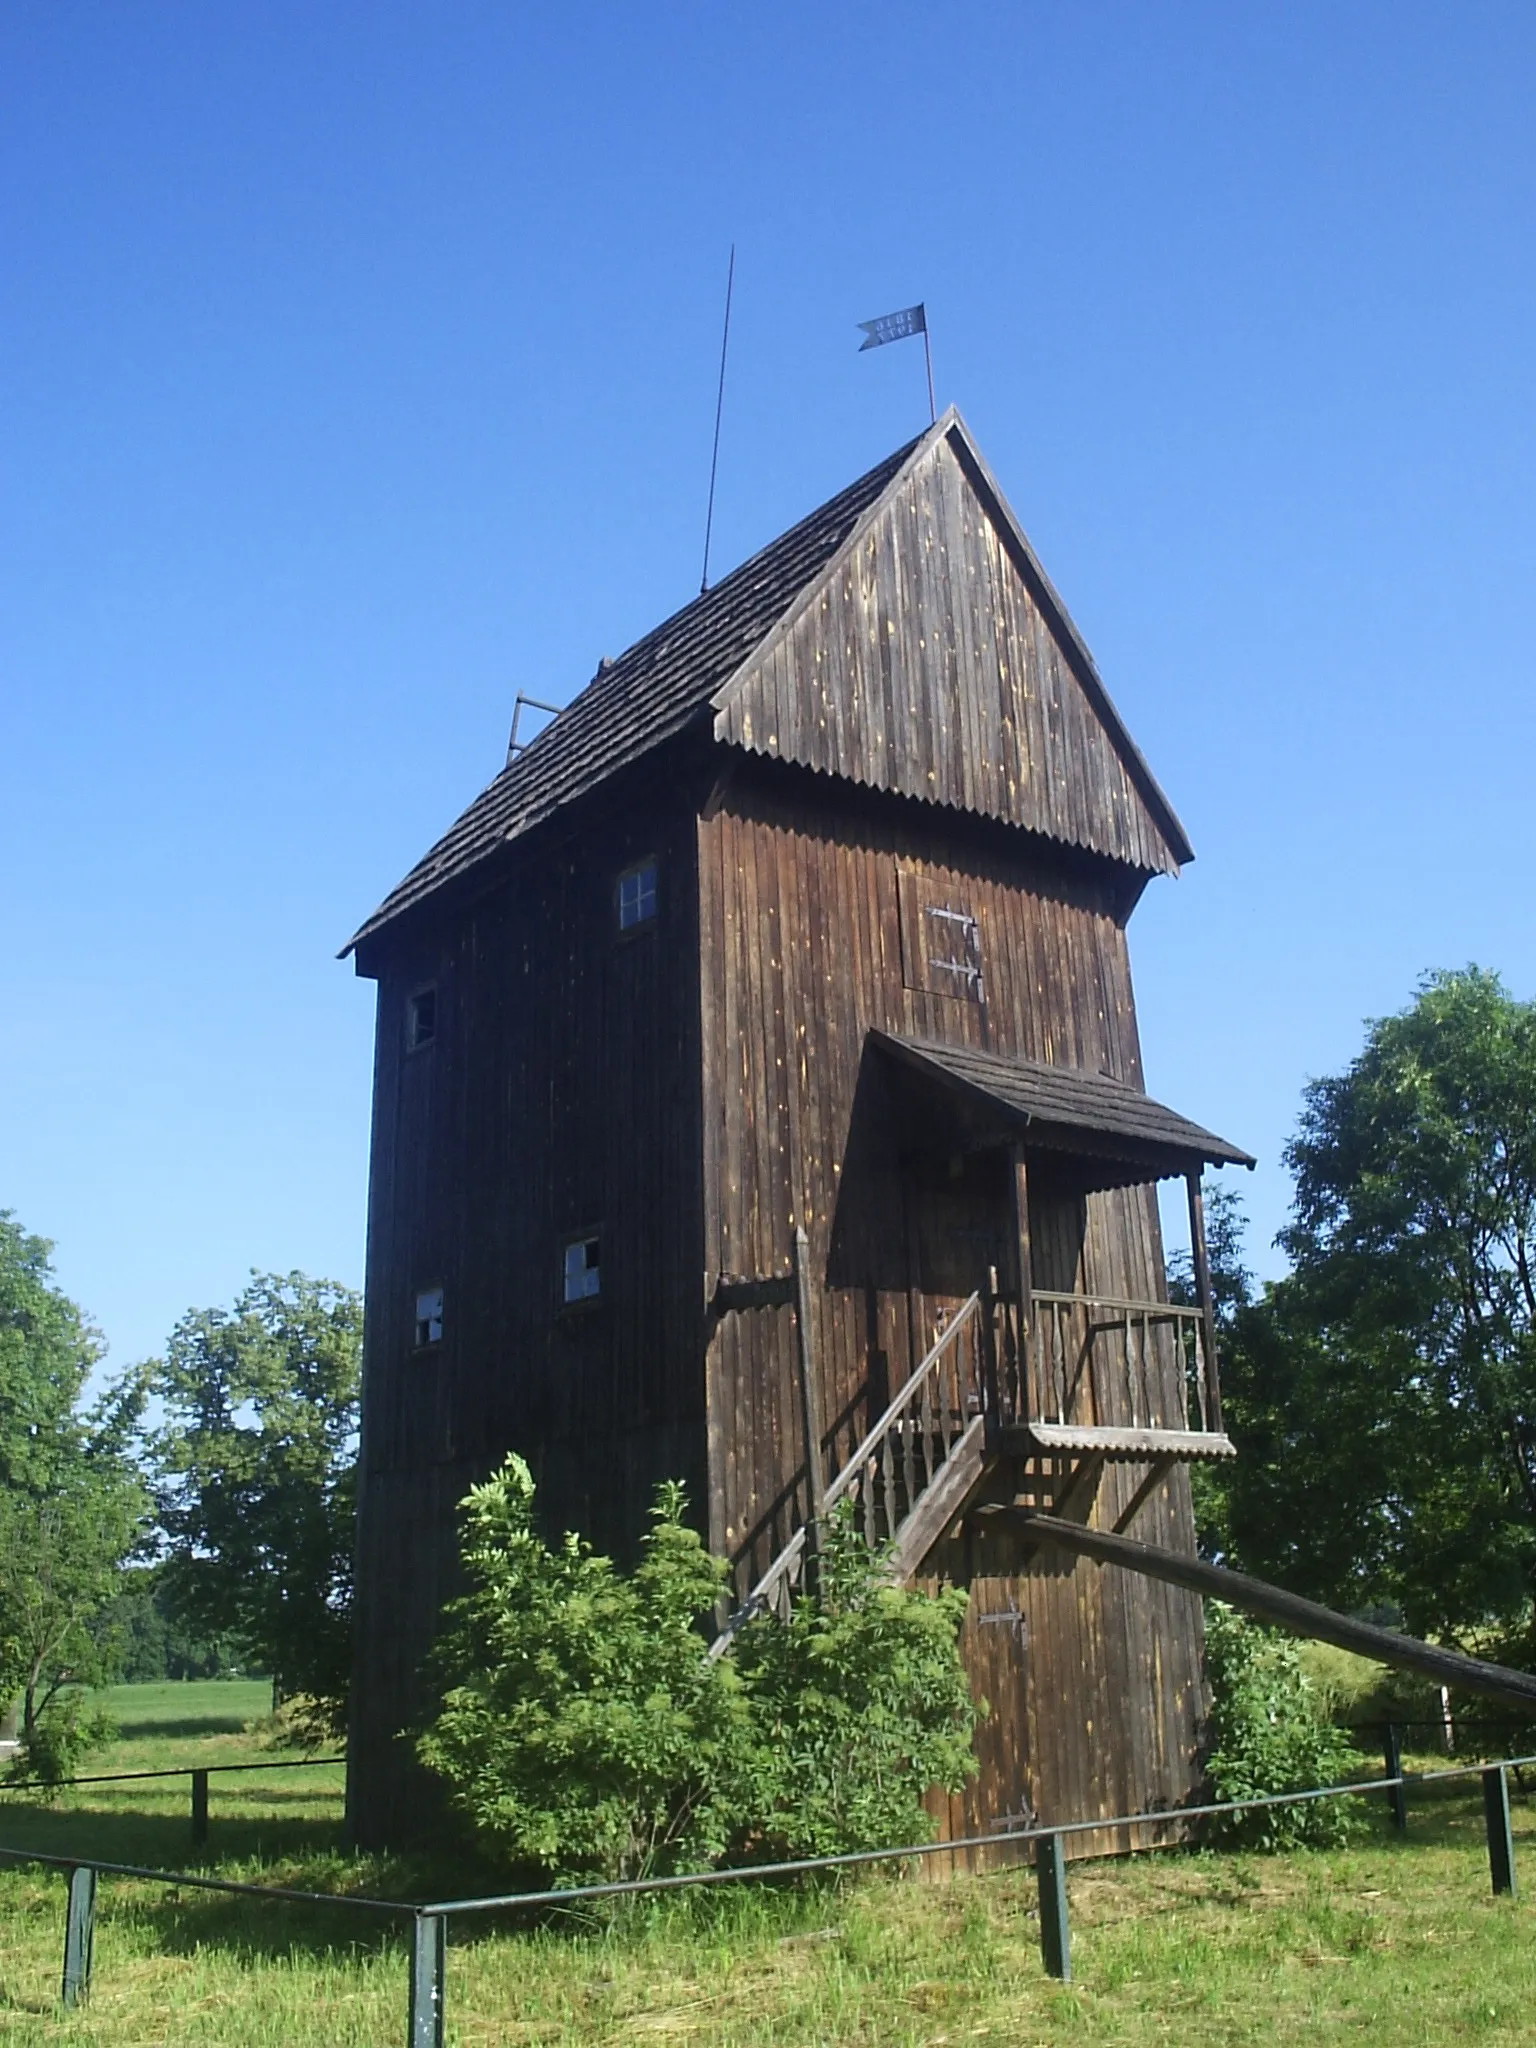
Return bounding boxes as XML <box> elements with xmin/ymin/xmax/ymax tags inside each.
<box><xmin>1008</xmin><ymin>1513</ymin><xmax>1536</xmax><ymax>1712</ymax></box>
<box><xmin>1049</xmin><ymin>1450</ymin><xmax>1106</xmax><ymax>1526</ymax></box>
<box><xmin>792</xmin><ymin>1228</ymin><xmax>826</xmax><ymax>1577</ymax></box>
<box><xmin>1112</xmin><ymin>1454</ymin><xmax>1176</xmax><ymax>1535</ymax></box>
<box><xmin>980</xmin><ymin>1265</ymin><xmax>1001</xmax><ymax>1421</ymax></box>
<box><xmin>1011</xmin><ymin>1145</ymin><xmax>1033</xmax><ymax>1416</ymax></box>
<box><xmin>1185</xmin><ymin>1174</ymin><xmax>1223</xmax><ymax>1433</ymax></box>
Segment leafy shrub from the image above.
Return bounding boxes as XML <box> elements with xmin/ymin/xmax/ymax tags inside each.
<box><xmin>419</xmin><ymin>1462</ymin><xmax>981</xmax><ymax>1883</ymax></box>
<box><xmin>8</xmin><ymin>1693</ymin><xmax>115</xmax><ymax>1788</ymax></box>
<box><xmin>732</xmin><ymin>1507</ymin><xmax>980</xmax><ymax>1860</ymax></box>
<box><xmin>419</xmin><ymin>1458</ymin><xmax>751</xmax><ymax>1884</ymax></box>
<box><xmin>1203</xmin><ymin>1601</ymin><xmax>1361</xmax><ymax>1849</ymax></box>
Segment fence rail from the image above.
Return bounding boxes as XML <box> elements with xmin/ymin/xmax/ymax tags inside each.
<box><xmin>0</xmin><ymin>1752</ymin><xmax>343</xmax><ymax>1847</ymax></box>
<box><xmin>4</xmin><ymin>1744</ymin><xmax>1531</xmax><ymax>2040</ymax></box>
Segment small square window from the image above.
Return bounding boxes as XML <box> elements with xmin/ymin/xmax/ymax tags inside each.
<box><xmin>617</xmin><ymin>861</ymin><xmax>658</xmax><ymax>931</ymax></box>
<box><xmin>407</xmin><ymin>987</ymin><xmax>437</xmax><ymax>1051</ymax></box>
<box><xmin>562</xmin><ymin>1236</ymin><xmax>601</xmax><ymax>1304</ymax></box>
<box><xmin>414</xmin><ymin>1286</ymin><xmax>444</xmax><ymax>1347</ymax></box>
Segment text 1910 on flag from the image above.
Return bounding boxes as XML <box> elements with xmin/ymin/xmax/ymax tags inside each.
<box><xmin>857</xmin><ymin>304</ymin><xmax>927</xmax><ymax>351</ymax></box>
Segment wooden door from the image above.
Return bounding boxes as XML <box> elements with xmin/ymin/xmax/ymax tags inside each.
<box><xmin>899</xmin><ymin>1146</ymin><xmax>1011</xmax><ymax>1386</ymax></box>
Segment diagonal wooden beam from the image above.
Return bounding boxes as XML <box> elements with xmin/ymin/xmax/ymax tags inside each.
<box><xmin>1048</xmin><ymin>1450</ymin><xmax>1105</xmax><ymax>1526</ymax></box>
<box><xmin>1005</xmin><ymin>1513</ymin><xmax>1536</xmax><ymax>1712</ymax></box>
<box><xmin>1112</xmin><ymin>1455</ymin><xmax>1176</xmax><ymax>1535</ymax></box>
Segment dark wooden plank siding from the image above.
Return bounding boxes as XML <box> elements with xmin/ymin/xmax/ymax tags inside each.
<box><xmin>716</xmin><ymin>433</ymin><xmax>1178</xmax><ymax>877</ymax></box>
<box><xmin>698</xmin><ymin>762</ymin><xmax>1205</xmax><ymax>1850</ymax></box>
<box><xmin>349</xmin><ymin>783</ymin><xmax>709</xmax><ymax>1844</ymax></box>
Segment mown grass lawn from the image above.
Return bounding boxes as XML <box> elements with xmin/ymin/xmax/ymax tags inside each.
<box><xmin>0</xmin><ymin>1684</ymin><xmax>1531</xmax><ymax>2043</ymax></box>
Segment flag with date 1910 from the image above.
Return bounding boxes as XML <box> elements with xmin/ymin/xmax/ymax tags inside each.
<box><xmin>857</xmin><ymin>303</ymin><xmax>926</xmax><ymax>350</ymax></box>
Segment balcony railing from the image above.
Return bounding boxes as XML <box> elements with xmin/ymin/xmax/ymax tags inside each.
<box><xmin>1006</xmin><ymin>1289</ymin><xmax>1221</xmax><ymax>1437</ymax></box>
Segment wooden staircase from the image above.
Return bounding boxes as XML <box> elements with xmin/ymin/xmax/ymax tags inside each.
<box><xmin>708</xmin><ymin>1283</ymin><xmax>1235</xmax><ymax>1660</ymax></box>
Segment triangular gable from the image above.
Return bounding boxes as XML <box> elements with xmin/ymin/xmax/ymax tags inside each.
<box><xmin>712</xmin><ymin>413</ymin><xmax>1192</xmax><ymax>876</ymax></box>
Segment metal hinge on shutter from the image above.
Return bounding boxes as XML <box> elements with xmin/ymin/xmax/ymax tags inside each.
<box><xmin>925</xmin><ymin>906</ymin><xmax>984</xmax><ymax>1000</ymax></box>
<box><xmin>977</xmin><ymin>1602</ymin><xmax>1027</xmax><ymax>1643</ymax></box>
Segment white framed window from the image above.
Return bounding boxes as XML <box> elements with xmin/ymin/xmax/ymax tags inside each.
<box><xmin>407</xmin><ymin>986</ymin><xmax>437</xmax><ymax>1051</ymax></box>
<box><xmin>562</xmin><ymin>1235</ymin><xmax>602</xmax><ymax>1304</ymax></box>
<box><xmin>617</xmin><ymin>859</ymin><xmax>658</xmax><ymax>932</ymax></box>
<box><xmin>414</xmin><ymin>1286</ymin><xmax>444</xmax><ymax>1348</ymax></box>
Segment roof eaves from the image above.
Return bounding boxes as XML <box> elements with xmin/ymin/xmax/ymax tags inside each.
<box><xmin>341</xmin><ymin>433</ymin><xmax>926</xmax><ymax>959</ymax></box>
<box><xmin>871</xmin><ymin>1030</ymin><xmax>1254</xmax><ymax>1172</ymax></box>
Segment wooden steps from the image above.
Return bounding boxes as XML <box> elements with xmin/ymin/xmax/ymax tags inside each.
<box><xmin>883</xmin><ymin>1415</ymin><xmax>990</xmax><ymax>1581</ymax></box>
<box><xmin>708</xmin><ymin>1286</ymin><xmax>1239</xmax><ymax>1658</ymax></box>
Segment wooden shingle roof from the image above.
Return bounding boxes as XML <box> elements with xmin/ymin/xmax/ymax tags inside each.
<box><xmin>872</xmin><ymin>1031</ymin><xmax>1254</xmax><ymax>1180</ymax></box>
<box><xmin>346</xmin><ymin>411</ymin><xmax>1195</xmax><ymax>955</ymax></box>
<box><xmin>344</xmin><ymin>433</ymin><xmax>923</xmax><ymax>954</ymax></box>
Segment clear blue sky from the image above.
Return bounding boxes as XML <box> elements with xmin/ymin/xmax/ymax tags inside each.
<box><xmin>4</xmin><ymin>2</ymin><xmax>1533</xmax><ymax>1366</ymax></box>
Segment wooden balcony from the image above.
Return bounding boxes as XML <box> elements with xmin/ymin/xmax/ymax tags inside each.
<box><xmin>710</xmin><ymin>1276</ymin><xmax>1234</xmax><ymax>1654</ymax></box>
<box><xmin>990</xmin><ymin>1289</ymin><xmax>1233</xmax><ymax>1452</ymax></box>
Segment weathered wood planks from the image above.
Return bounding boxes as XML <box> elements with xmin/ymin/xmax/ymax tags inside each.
<box><xmin>716</xmin><ymin>431</ymin><xmax>1182</xmax><ymax>877</ymax></box>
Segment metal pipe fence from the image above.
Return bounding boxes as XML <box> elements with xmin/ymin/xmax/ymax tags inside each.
<box><xmin>1</xmin><ymin>1748</ymin><xmax>1529</xmax><ymax>2039</ymax></box>
<box><xmin>0</xmin><ymin>1752</ymin><xmax>344</xmax><ymax>1848</ymax></box>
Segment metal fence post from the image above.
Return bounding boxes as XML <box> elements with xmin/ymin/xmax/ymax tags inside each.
<box><xmin>61</xmin><ymin>1865</ymin><xmax>96</xmax><ymax>2008</ymax></box>
<box><xmin>190</xmin><ymin>1769</ymin><xmax>210</xmax><ymax>1847</ymax></box>
<box><xmin>1036</xmin><ymin>1830</ymin><xmax>1070</xmax><ymax>1982</ymax></box>
<box><xmin>1483</xmin><ymin>1766</ymin><xmax>1517</xmax><ymax>1897</ymax></box>
<box><xmin>408</xmin><ymin>1910</ymin><xmax>446</xmax><ymax>2048</ymax></box>
<box><xmin>1383</xmin><ymin>1723</ymin><xmax>1407</xmax><ymax>1833</ymax></box>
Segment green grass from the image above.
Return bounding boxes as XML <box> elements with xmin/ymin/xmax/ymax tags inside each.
<box><xmin>94</xmin><ymin>1680</ymin><xmax>276</xmax><ymax>1748</ymax></box>
<box><xmin>0</xmin><ymin>1682</ymin><xmax>345</xmax><ymax>1876</ymax></box>
<box><xmin>0</xmin><ymin>1686</ymin><xmax>1532</xmax><ymax>2043</ymax></box>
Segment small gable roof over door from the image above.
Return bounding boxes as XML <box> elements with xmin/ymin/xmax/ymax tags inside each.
<box><xmin>712</xmin><ymin>414</ymin><xmax>1190</xmax><ymax>876</ymax></box>
<box><xmin>871</xmin><ymin>1031</ymin><xmax>1254</xmax><ymax>1188</ymax></box>
<box><xmin>346</xmin><ymin>412</ymin><xmax>1189</xmax><ymax>956</ymax></box>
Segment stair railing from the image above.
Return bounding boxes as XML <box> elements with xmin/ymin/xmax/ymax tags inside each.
<box><xmin>708</xmin><ymin>1291</ymin><xmax>986</xmax><ymax>1659</ymax></box>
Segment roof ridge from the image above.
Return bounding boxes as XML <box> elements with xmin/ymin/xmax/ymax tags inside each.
<box><xmin>342</xmin><ymin>428</ymin><xmax>928</xmax><ymax>955</ymax></box>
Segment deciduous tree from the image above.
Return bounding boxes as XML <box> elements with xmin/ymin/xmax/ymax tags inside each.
<box><xmin>1212</xmin><ymin>969</ymin><xmax>1536</xmax><ymax>1653</ymax></box>
<box><xmin>147</xmin><ymin>1271</ymin><xmax>360</xmax><ymax>1728</ymax></box>
<box><xmin>0</xmin><ymin>1213</ymin><xmax>147</xmax><ymax>1770</ymax></box>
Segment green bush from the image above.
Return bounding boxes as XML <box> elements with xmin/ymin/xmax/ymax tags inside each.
<box><xmin>419</xmin><ymin>1461</ymin><xmax>981</xmax><ymax>1884</ymax></box>
<box><xmin>419</xmin><ymin>1459</ymin><xmax>751</xmax><ymax>1884</ymax></box>
<box><xmin>733</xmin><ymin>1508</ymin><xmax>980</xmax><ymax>1861</ymax></box>
<box><xmin>1203</xmin><ymin>1601</ymin><xmax>1361</xmax><ymax>1849</ymax></box>
<box><xmin>7</xmin><ymin>1693</ymin><xmax>115</xmax><ymax>1788</ymax></box>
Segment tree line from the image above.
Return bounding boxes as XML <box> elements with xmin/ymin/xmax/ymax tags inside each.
<box><xmin>2</xmin><ymin>962</ymin><xmax>1532</xmax><ymax>1779</ymax></box>
<box><xmin>1187</xmin><ymin>966</ymin><xmax>1536</xmax><ymax>1668</ymax></box>
<box><xmin>0</xmin><ymin>1234</ymin><xmax>359</xmax><ymax>1775</ymax></box>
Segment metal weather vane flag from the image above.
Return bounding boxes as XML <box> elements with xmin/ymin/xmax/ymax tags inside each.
<box><xmin>857</xmin><ymin>302</ymin><xmax>935</xmax><ymax>423</ymax></box>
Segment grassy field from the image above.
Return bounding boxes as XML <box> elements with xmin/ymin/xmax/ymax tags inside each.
<box><xmin>0</xmin><ymin>1683</ymin><xmax>1531</xmax><ymax>2043</ymax></box>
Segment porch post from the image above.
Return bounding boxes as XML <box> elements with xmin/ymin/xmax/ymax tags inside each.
<box><xmin>792</xmin><ymin>1227</ymin><xmax>827</xmax><ymax>1580</ymax></box>
<box><xmin>1185</xmin><ymin>1172</ymin><xmax>1223</xmax><ymax>1433</ymax></box>
<box><xmin>1011</xmin><ymin>1145</ymin><xmax>1032</xmax><ymax>1422</ymax></box>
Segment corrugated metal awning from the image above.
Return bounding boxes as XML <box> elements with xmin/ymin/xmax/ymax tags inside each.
<box><xmin>869</xmin><ymin>1031</ymin><xmax>1254</xmax><ymax>1185</ymax></box>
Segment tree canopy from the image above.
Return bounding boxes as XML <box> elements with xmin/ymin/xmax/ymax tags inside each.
<box><xmin>1211</xmin><ymin>968</ymin><xmax>1536</xmax><ymax>1654</ymax></box>
<box><xmin>147</xmin><ymin>1271</ymin><xmax>361</xmax><ymax>1727</ymax></box>
<box><xmin>0</xmin><ymin>1213</ymin><xmax>147</xmax><ymax>1767</ymax></box>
